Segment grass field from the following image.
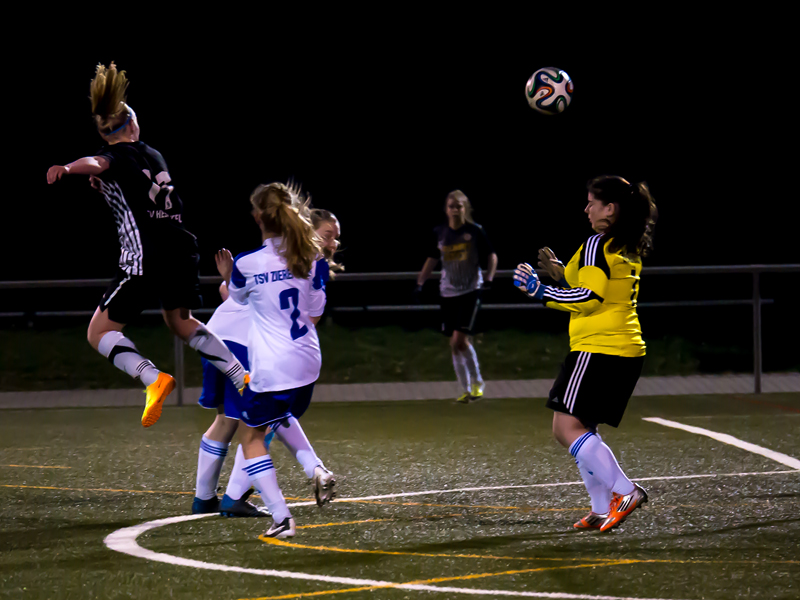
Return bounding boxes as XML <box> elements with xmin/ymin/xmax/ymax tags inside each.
<box><xmin>1</xmin><ymin>393</ymin><xmax>799</xmax><ymax>599</ymax></box>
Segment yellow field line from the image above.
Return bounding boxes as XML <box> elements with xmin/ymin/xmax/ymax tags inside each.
<box><xmin>259</xmin><ymin>534</ymin><xmax>612</xmax><ymax>563</ymax></box>
<box><xmin>237</xmin><ymin>560</ymin><xmax>637</xmax><ymax>600</ymax></box>
<box><xmin>297</xmin><ymin>518</ymin><xmax>395</xmax><ymax>529</ymax></box>
<box><xmin>1</xmin><ymin>464</ymin><xmax>71</xmax><ymax>469</ymax></box>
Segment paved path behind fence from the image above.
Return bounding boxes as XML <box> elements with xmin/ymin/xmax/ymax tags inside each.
<box><xmin>0</xmin><ymin>373</ymin><xmax>797</xmax><ymax>410</ymax></box>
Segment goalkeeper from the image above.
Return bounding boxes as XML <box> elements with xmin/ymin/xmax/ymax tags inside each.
<box><xmin>514</xmin><ymin>175</ymin><xmax>658</xmax><ymax>533</ymax></box>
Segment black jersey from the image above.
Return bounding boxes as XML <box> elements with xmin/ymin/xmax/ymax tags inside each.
<box><xmin>427</xmin><ymin>222</ymin><xmax>493</xmax><ymax>297</ymax></box>
<box><xmin>94</xmin><ymin>141</ymin><xmax>198</xmax><ymax>276</ymax></box>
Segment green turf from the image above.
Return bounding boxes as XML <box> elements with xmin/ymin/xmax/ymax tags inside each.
<box><xmin>1</xmin><ymin>394</ymin><xmax>799</xmax><ymax>599</ymax></box>
<box><xmin>0</xmin><ymin>322</ymin><xmax>768</xmax><ymax>392</ymax></box>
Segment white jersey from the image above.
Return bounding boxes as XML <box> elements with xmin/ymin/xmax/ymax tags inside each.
<box><xmin>206</xmin><ymin>292</ymin><xmax>249</xmax><ymax>347</ymax></box>
<box><xmin>229</xmin><ymin>238</ymin><xmax>326</xmax><ymax>392</ymax></box>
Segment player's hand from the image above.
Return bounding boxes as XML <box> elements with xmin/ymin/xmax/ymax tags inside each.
<box><xmin>47</xmin><ymin>165</ymin><xmax>68</xmax><ymax>184</ymax></box>
<box><xmin>89</xmin><ymin>175</ymin><xmax>102</xmax><ymax>190</ymax></box>
<box><xmin>215</xmin><ymin>249</ymin><xmax>234</xmax><ymax>284</ymax></box>
<box><xmin>537</xmin><ymin>247</ymin><xmax>565</xmax><ymax>283</ymax></box>
<box><xmin>482</xmin><ymin>279</ymin><xmax>493</xmax><ymax>292</ymax></box>
<box><xmin>513</xmin><ymin>263</ymin><xmax>544</xmax><ymax>299</ymax></box>
<box><xmin>412</xmin><ymin>284</ymin><xmax>423</xmax><ymax>304</ymax></box>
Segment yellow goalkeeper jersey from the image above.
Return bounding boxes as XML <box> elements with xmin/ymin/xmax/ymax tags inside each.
<box><xmin>540</xmin><ymin>234</ymin><xmax>645</xmax><ymax>357</ymax></box>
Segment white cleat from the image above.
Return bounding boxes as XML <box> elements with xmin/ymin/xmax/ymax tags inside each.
<box><xmin>312</xmin><ymin>466</ymin><xmax>337</xmax><ymax>507</ymax></box>
<box><xmin>265</xmin><ymin>517</ymin><xmax>296</xmax><ymax>539</ymax></box>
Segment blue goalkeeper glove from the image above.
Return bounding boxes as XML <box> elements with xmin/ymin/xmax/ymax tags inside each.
<box><xmin>513</xmin><ymin>263</ymin><xmax>545</xmax><ymax>299</ymax></box>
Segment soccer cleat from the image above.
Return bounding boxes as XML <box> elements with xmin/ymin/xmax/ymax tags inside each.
<box><xmin>220</xmin><ymin>489</ymin><xmax>270</xmax><ymax>518</ymax></box>
<box><xmin>312</xmin><ymin>466</ymin><xmax>337</xmax><ymax>507</ymax></box>
<box><xmin>237</xmin><ymin>372</ymin><xmax>251</xmax><ymax>396</ymax></box>
<box><xmin>191</xmin><ymin>495</ymin><xmax>220</xmax><ymax>515</ymax></box>
<box><xmin>142</xmin><ymin>372</ymin><xmax>176</xmax><ymax>427</ymax></box>
<box><xmin>265</xmin><ymin>517</ymin><xmax>296</xmax><ymax>539</ymax></box>
<box><xmin>573</xmin><ymin>511</ymin><xmax>608</xmax><ymax>529</ymax></box>
<box><xmin>600</xmin><ymin>483</ymin><xmax>649</xmax><ymax>532</ymax></box>
<box><xmin>456</xmin><ymin>392</ymin><xmax>472</xmax><ymax>404</ymax></box>
<box><xmin>470</xmin><ymin>382</ymin><xmax>485</xmax><ymax>401</ymax></box>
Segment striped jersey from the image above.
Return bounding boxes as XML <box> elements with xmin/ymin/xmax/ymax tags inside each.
<box><xmin>207</xmin><ymin>258</ymin><xmax>331</xmax><ymax>349</ymax></box>
<box><xmin>538</xmin><ymin>234</ymin><xmax>645</xmax><ymax>357</ymax></box>
<box><xmin>94</xmin><ymin>141</ymin><xmax>198</xmax><ymax>275</ymax></box>
<box><xmin>427</xmin><ymin>222</ymin><xmax>494</xmax><ymax>298</ymax></box>
<box><xmin>229</xmin><ymin>240</ymin><xmax>327</xmax><ymax>392</ymax></box>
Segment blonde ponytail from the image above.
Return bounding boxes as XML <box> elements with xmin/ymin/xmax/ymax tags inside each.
<box><xmin>250</xmin><ymin>182</ymin><xmax>320</xmax><ymax>279</ymax></box>
<box><xmin>90</xmin><ymin>62</ymin><xmax>131</xmax><ymax>136</ymax></box>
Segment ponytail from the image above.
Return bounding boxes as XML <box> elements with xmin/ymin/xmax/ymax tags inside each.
<box><xmin>89</xmin><ymin>62</ymin><xmax>131</xmax><ymax>136</ymax></box>
<box><xmin>587</xmin><ymin>176</ymin><xmax>658</xmax><ymax>258</ymax></box>
<box><xmin>250</xmin><ymin>182</ymin><xmax>320</xmax><ymax>279</ymax></box>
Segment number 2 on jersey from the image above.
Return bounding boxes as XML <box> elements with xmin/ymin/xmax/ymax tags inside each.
<box><xmin>279</xmin><ymin>288</ymin><xmax>309</xmax><ymax>341</ymax></box>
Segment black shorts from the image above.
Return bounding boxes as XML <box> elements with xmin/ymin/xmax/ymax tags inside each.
<box><xmin>546</xmin><ymin>351</ymin><xmax>645</xmax><ymax>428</ymax></box>
<box><xmin>441</xmin><ymin>290</ymin><xmax>481</xmax><ymax>336</ymax></box>
<box><xmin>99</xmin><ymin>256</ymin><xmax>202</xmax><ymax>324</ymax></box>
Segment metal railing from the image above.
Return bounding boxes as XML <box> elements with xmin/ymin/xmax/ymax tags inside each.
<box><xmin>2</xmin><ymin>265</ymin><xmax>798</xmax><ymax>401</ymax></box>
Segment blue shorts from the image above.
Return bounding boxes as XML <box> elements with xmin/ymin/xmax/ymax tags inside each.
<box><xmin>197</xmin><ymin>340</ymin><xmax>248</xmax><ymax>420</ymax></box>
<box><xmin>235</xmin><ymin>382</ymin><xmax>316</xmax><ymax>428</ymax></box>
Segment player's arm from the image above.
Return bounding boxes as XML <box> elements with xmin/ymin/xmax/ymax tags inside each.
<box><xmin>416</xmin><ymin>258</ymin><xmax>437</xmax><ymax>287</ymax></box>
<box><xmin>46</xmin><ymin>156</ymin><xmax>110</xmax><ymax>184</ymax></box>
<box><xmin>486</xmin><ymin>252</ymin><xmax>498</xmax><ymax>283</ymax></box>
<box><xmin>308</xmin><ymin>260</ymin><xmax>328</xmax><ymax>322</ymax></box>
<box><xmin>514</xmin><ymin>240</ymin><xmax>609</xmax><ymax>314</ymax></box>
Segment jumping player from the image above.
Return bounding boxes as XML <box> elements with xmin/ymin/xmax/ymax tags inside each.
<box><xmin>415</xmin><ymin>190</ymin><xmax>498</xmax><ymax>403</ymax></box>
<box><xmin>220</xmin><ymin>182</ymin><xmax>331</xmax><ymax>538</ymax></box>
<box><xmin>46</xmin><ymin>63</ymin><xmax>248</xmax><ymax>427</ymax></box>
<box><xmin>192</xmin><ymin>210</ymin><xmax>341</xmax><ymax>517</ymax></box>
<box><xmin>514</xmin><ymin>175</ymin><xmax>658</xmax><ymax>532</ymax></box>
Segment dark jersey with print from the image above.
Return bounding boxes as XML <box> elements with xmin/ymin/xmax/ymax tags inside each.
<box><xmin>427</xmin><ymin>222</ymin><xmax>494</xmax><ymax>297</ymax></box>
<box><xmin>94</xmin><ymin>141</ymin><xmax>198</xmax><ymax>276</ymax></box>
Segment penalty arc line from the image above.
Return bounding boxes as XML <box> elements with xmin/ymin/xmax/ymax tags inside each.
<box><xmin>104</xmin><ymin>469</ymin><xmax>798</xmax><ymax>600</ymax></box>
<box><xmin>643</xmin><ymin>418</ymin><xmax>800</xmax><ymax>470</ymax></box>
<box><xmin>103</xmin><ymin>514</ymin><xmax>685</xmax><ymax>600</ymax></box>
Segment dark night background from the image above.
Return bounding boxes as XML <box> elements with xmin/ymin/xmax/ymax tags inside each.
<box><xmin>4</xmin><ymin>18</ymin><xmax>796</xmax><ymax>285</ymax></box>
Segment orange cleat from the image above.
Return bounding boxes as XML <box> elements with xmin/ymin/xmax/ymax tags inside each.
<box><xmin>600</xmin><ymin>483</ymin><xmax>648</xmax><ymax>532</ymax></box>
<box><xmin>238</xmin><ymin>373</ymin><xmax>251</xmax><ymax>396</ymax></box>
<box><xmin>141</xmin><ymin>372</ymin><xmax>176</xmax><ymax>428</ymax></box>
<box><xmin>573</xmin><ymin>511</ymin><xmax>608</xmax><ymax>529</ymax></box>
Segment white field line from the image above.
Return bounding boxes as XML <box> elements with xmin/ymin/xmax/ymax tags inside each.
<box><xmin>104</xmin><ymin>514</ymin><xmax>685</xmax><ymax>600</ymax></box>
<box><xmin>284</xmin><ymin>469</ymin><xmax>800</xmax><ymax>508</ymax></box>
<box><xmin>104</xmin><ymin>469</ymin><xmax>798</xmax><ymax>600</ymax></box>
<box><xmin>643</xmin><ymin>418</ymin><xmax>800</xmax><ymax>470</ymax></box>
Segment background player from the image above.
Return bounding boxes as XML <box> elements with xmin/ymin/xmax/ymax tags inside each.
<box><xmin>514</xmin><ymin>175</ymin><xmax>658</xmax><ymax>532</ymax></box>
<box><xmin>46</xmin><ymin>62</ymin><xmax>248</xmax><ymax>427</ymax></box>
<box><xmin>193</xmin><ymin>210</ymin><xmax>342</xmax><ymax>516</ymax></box>
<box><xmin>220</xmin><ymin>182</ymin><xmax>331</xmax><ymax>538</ymax></box>
<box><xmin>415</xmin><ymin>190</ymin><xmax>498</xmax><ymax>403</ymax></box>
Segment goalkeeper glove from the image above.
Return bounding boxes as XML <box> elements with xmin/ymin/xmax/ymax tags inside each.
<box><xmin>537</xmin><ymin>247</ymin><xmax>567</xmax><ymax>286</ymax></box>
<box><xmin>513</xmin><ymin>263</ymin><xmax>545</xmax><ymax>299</ymax></box>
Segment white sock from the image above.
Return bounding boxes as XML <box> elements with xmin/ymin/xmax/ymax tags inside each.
<box><xmin>462</xmin><ymin>344</ymin><xmax>483</xmax><ymax>390</ymax></box>
<box><xmin>97</xmin><ymin>331</ymin><xmax>160</xmax><ymax>387</ymax></box>
<box><xmin>452</xmin><ymin>352</ymin><xmax>471</xmax><ymax>392</ymax></box>
<box><xmin>187</xmin><ymin>324</ymin><xmax>247</xmax><ymax>389</ymax></box>
<box><xmin>241</xmin><ymin>454</ymin><xmax>291</xmax><ymax>523</ymax></box>
<box><xmin>195</xmin><ymin>436</ymin><xmax>228</xmax><ymax>500</ymax></box>
<box><xmin>575</xmin><ymin>458</ymin><xmax>612</xmax><ymax>514</ymax></box>
<box><xmin>569</xmin><ymin>432</ymin><xmax>635</xmax><ymax>496</ymax></box>
<box><xmin>274</xmin><ymin>416</ymin><xmax>323</xmax><ymax>479</ymax></box>
<box><xmin>224</xmin><ymin>444</ymin><xmax>254</xmax><ymax>501</ymax></box>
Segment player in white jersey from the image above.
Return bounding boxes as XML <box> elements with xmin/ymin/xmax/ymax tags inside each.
<box><xmin>213</xmin><ymin>182</ymin><xmax>333</xmax><ymax>538</ymax></box>
<box><xmin>192</xmin><ymin>210</ymin><xmax>342</xmax><ymax>518</ymax></box>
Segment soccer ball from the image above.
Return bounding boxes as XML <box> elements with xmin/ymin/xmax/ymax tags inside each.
<box><xmin>525</xmin><ymin>67</ymin><xmax>573</xmax><ymax>115</ymax></box>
